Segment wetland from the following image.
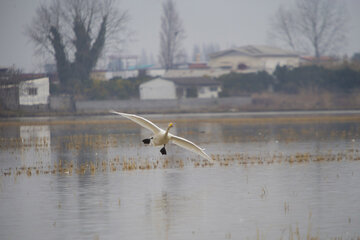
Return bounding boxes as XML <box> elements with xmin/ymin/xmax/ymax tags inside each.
<box><xmin>0</xmin><ymin>111</ymin><xmax>360</xmax><ymax>239</ymax></box>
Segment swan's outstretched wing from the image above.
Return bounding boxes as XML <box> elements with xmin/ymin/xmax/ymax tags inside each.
<box><xmin>170</xmin><ymin>134</ymin><xmax>213</xmax><ymax>162</ymax></box>
<box><xmin>110</xmin><ymin>110</ymin><xmax>162</xmax><ymax>134</ymax></box>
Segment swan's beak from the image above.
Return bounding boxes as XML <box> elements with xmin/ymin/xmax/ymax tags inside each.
<box><xmin>168</xmin><ymin>122</ymin><xmax>174</xmax><ymax>128</ymax></box>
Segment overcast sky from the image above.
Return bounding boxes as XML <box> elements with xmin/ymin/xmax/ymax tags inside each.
<box><xmin>0</xmin><ymin>0</ymin><xmax>359</xmax><ymax>72</ymax></box>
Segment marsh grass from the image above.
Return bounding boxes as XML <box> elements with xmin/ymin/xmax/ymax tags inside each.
<box><xmin>1</xmin><ymin>145</ymin><xmax>359</xmax><ymax>177</ymax></box>
<box><xmin>1</xmin><ymin>114</ymin><xmax>359</xmax><ymax>178</ymax></box>
<box><xmin>1</xmin><ymin>114</ymin><xmax>360</xmax><ymax>127</ymax></box>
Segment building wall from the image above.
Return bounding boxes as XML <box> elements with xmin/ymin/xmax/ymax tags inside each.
<box><xmin>197</xmin><ymin>86</ymin><xmax>221</xmax><ymax>98</ymax></box>
<box><xmin>107</xmin><ymin>70</ymin><xmax>138</xmax><ymax>79</ymax></box>
<box><xmin>164</xmin><ymin>69</ymin><xmax>231</xmax><ymax>78</ymax></box>
<box><xmin>139</xmin><ymin>78</ymin><xmax>176</xmax><ymax>100</ymax></box>
<box><xmin>19</xmin><ymin>77</ymin><xmax>49</xmax><ymax>106</ymax></box>
<box><xmin>209</xmin><ymin>55</ymin><xmax>300</xmax><ymax>73</ymax></box>
<box><xmin>209</xmin><ymin>55</ymin><xmax>253</xmax><ymax>70</ymax></box>
<box><xmin>147</xmin><ymin>69</ymin><xmax>166</xmax><ymax>77</ymax></box>
<box><xmin>105</xmin><ymin>69</ymin><xmax>166</xmax><ymax>80</ymax></box>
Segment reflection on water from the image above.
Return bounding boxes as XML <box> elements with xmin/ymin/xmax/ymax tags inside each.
<box><xmin>0</xmin><ymin>113</ymin><xmax>360</xmax><ymax>239</ymax></box>
<box><xmin>20</xmin><ymin>125</ymin><xmax>52</xmax><ymax>166</ymax></box>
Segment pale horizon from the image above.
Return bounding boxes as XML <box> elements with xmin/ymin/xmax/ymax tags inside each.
<box><xmin>1</xmin><ymin>0</ymin><xmax>359</xmax><ymax>72</ymax></box>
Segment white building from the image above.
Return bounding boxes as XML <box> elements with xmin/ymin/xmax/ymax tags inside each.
<box><xmin>163</xmin><ymin>68</ymin><xmax>231</xmax><ymax>78</ymax></box>
<box><xmin>139</xmin><ymin>77</ymin><xmax>221</xmax><ymax>100</ymax></box>
<box><xmin>0</xmin><ymin>72</ymin><xmax>50</xmax><ymax>110</ymax></box>
<box><xmin>140</xmin><ymin>78</ymin><xmax>176</xmax><ymax>100</ymax></box>
<box><xmin>208</xmin><ymin>45</ymin><xmax>300</xmax><ymax>73</ymax></box>
<box><xmin>19</xmin><ymin>77</ymin><xmax>49</xmax><ymax>106</ymax></box>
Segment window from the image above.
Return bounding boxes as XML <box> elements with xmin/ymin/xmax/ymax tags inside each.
<box><xmin>237</xmin><ymin>63</ymin><xmax>248</xmax><ymax>70</ymax></box>
<box><xmin>186</xmin><ymin>87</ymin><xmax>198</xmax><ymax>98</ymax></box>
<box><xmin>28</xmin><ymin>88</ymin><xmax>37</xmax><ymax>96</ymax></box>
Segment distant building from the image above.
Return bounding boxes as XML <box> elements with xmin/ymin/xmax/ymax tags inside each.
<box><xmin>19</xmin><ymin>77</ymin><xmax>49</xmax><ymax>109</ymax></box>
<box><xmin>92</xmin><ymin>68</ymin><xmax>166</xmax><ymax>81</ymax></box>
<box><xmin>147</xmin><ymin>68</ymin><xmax>166</xmax><ymax>78</ymax></box>
<box><xmin>188</xmin><ymin>62</ymin><xmax>208</xmax><ymax>69</ymax></box>
<box><xmin>300</xmin><ymin>56</ymin><xmax>337</xmax><ymax>66</ymax></box>
<box><xmin>0</xmin><ymin>70</ymin><xmax>49</xmax><ymax>111</ymax></box>
<box><xmin>164</xmin><ymin>68</ymin><xmax>231</xmax><ymax>78</ymax></box>
<box><xmin>208</xmin><ymin>45</ymin><xmax>300</xmax><ymax>73</ymax></box>
<box><xmin>139</xmin><ymin>77</ymin><xmax>221</xmax><ymax>100</ymax></box>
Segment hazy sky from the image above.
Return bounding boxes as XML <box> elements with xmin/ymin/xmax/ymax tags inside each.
<box><xmin>1</xmin><ymin>0</ymin><xmax>359</xmax><ymax>72</ymax></box>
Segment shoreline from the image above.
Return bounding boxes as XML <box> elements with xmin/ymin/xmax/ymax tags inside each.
<box><xmin>1</xmin><ymin>109</ymin><xmax>360</xmax><ymax>126</ymax></box>
<box><xmin>2</xmin><ymin>91</ymin><xmax>360</xmax><ymax>118</ymax></box>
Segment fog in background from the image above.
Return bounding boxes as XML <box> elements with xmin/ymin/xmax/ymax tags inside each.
<box><xmin>1</xmin><ymin>0</ymin><xmax>359</xmax><ymax>72</ymax></box>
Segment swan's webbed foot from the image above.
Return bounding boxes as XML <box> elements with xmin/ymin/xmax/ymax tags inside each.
<box><xmin>160</xmin><ymin>146</ymin><xmax>167</xmax><ymax>155</ymax></box>
<box><xmin>142</xmin><ymin>138</ymin><xmax>151</xmax><ymax>144</ymax></box>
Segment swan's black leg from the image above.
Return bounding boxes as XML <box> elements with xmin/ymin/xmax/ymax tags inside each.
<box><xmin>142</xmin><ymin>137</ymin><xmax>152</xmax><ymax>144</ymax></box>
<box><xmin>160</xmin><ymin>145</ymin><xmax>167</xmax><ymax>155</ymax></box>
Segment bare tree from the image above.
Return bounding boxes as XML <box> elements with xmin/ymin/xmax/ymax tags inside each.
<box><xmin>27</xmin><ymin>0</ymin><xmax>128</xmax><ymax>93</ymax></box>
<box><xmin>270</xmin><ymin>6</ymin><xmax>299</xmax><ymax>51</ymax></box>
<box><xmin>270</xmin><ymin>0</ymin><xmax>348</xmax><ymax>58</ymax></box>
<box><xmin>159</xmin><ymin>0</ymin><xmax>185</xmax><ymax>70</ymax></box>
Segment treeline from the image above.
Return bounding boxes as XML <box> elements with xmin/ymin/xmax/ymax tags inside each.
<box><xmin>51</xmin><ymin>65</ymin><xmax>360</xmax><ymax>100</ymax></box>
<box><xmin>218</xmin><ymin>65</ymin><xmax>360</xmax><ymax>96</ymax></box>
<box><xmin>51</xmin><ymin>75</ymin><xmax>151</xmax><ymax>100</ymax></box>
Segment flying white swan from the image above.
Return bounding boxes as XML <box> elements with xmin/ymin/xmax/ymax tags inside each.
<box><xmin>110</xmin><ymin>110</ymin><xmax>213</xmax><ymax>162</ymax></box>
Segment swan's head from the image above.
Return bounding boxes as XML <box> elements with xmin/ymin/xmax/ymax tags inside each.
<box><xmin>168</xmin><ymin>122</ymin><xmax>174</xmax><ymax>128</ymax></box>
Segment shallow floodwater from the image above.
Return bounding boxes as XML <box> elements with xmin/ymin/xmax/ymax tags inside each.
<box><xmin>1</xmin><ymin>112</ymin><xmax>360</xmax><ymax>239</ymax></box>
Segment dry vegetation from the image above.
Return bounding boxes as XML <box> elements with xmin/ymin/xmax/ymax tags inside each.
<box><xmin>1</xmin><ymin>114</ymin><xmax>360</xmax><ymax>177</ymax></box>
<box><xmin>251</xmin><ymin>91</ymin><xmax>360</xmax><ymax>111</ymax></box>
<box><xmin>1</xmin><ymin>113</ymin><xmax>360</xmax><ymax>127</ymax></box>
<box><xmin>1</xmin><ymin>143</ymin><xmax>359</xmax><ymax>177</ymax></box>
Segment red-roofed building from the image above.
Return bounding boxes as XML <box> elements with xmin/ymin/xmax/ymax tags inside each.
<box><xmin>188</xmin><ymin>62</ymin><xmax>209</xmax><ymax>69</ymax></box>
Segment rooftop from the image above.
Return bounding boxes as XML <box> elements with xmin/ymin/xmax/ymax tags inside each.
<box><xmin>210</xmin><ymin>45</ymin><xmax>299</xmax><ymax>59</ymax></box>
<box><xmin>0</xmin><ymin>71</ymin><xmax>47</xmax><ymax>85</ymax></box>
<box><xmin>164</xmin><ymin>77</ymin><xmax>220</xmax><ymax>87</ymax></box>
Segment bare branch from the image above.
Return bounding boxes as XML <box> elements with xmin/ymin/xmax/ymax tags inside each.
<box><xmin>159</xmin><ymin>0</ymin><xmax>186</xmax><ymax>70</ymax></box>
<box><xmin>270</xmin><ymin>0</ymin><xmax>348</xmax><ymax>58</ymax></box>
<box><xmin>26</xmin><ymin>0</ymin><xmax>129</xmax><ymax>61</ymax></box>
<box><xmin>26</xmin><ymin>0</ymin><xmax>129</xmax><ymax>93</ymax></box>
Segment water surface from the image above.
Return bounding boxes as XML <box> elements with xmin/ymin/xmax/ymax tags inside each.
<box><xmin>0</xmin><ymin>112</ymin><xmax>360</xmax><ymax>239</ymax></box>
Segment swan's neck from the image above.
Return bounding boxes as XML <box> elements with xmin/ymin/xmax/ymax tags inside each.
<box><xmin>165</xmin><ymin>126</ymin><xmax>172</xmax><ymax>138</ymax></box>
